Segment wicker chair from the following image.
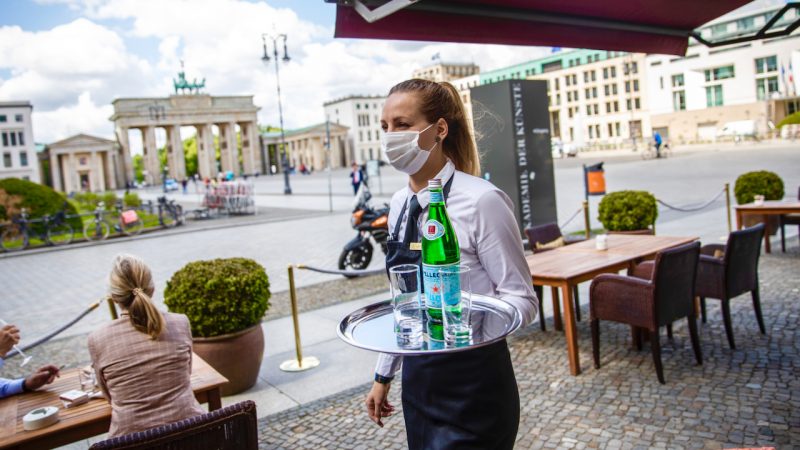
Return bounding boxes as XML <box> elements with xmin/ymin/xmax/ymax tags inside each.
<box><xmin>590</xmin><ymin>241</ymin><xmax>702</xmax><ymax>384</ymax></box>
<box><xmin>525</xmin><ymin>222</ymin><xmax>585</xmax><ymax>331</ymax></box>
<box><xmin>779</xmin><ymin>186</ymin><xmax>800</xmax><ymax>252</ymax></box>
<box><xmin>695</xmin><ymin>223</ymin><xmax>765</xmax><ymax>350</ymax></box>
<box><xmin>89</xmin><ymin>400</ymin><xmax>258</xmax><ymax>450</ymax></box>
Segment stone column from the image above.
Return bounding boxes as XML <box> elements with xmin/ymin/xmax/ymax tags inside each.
<box><xmin>166</xmin><ymin>125</ymin><xmax>186</xmax><ymax>180</ymax></box>
<box><xmin>218</xmin><ymin>122</ymin><xmax>237</xmax><ymax>174</ymax></box>
<box><xmin>50</xmin><ymin>153</ymin><xmax>63</xmax><ymax>192</ymax></box>
<box><xmin>104</xmin><ymin>150</ymin><xmax>117</xmax><ymax>190</ymax></box>
<box><xmin>344</xmin><ymin>136</ymin><xmax>353</xmax><ymax>167</ymax></box>
<box><xmin>91</xmin><ymin>151</ymin><xmax>105</xmax><ymax>192</ymax></box>
<box><xmin>66</xmin><ymin>153</ymin><xmax>77</xmax><ymax>193</ymax></box>
<box><xmin>116</xmin><ymin>126</ymin><xmax>134</xmax><ymax>185</ymax></box>
<box><xmin>142</xmin><ymin>126</ymin><xmax>160</xmax><ymax>185</ymax></box>
<box><xmin>196</xmin><ymin>123</ymin><xmax>217</xmax><ymax>179</ymax></box>
<box><xmin>240</xmin><ymin>121</ymin><xmax>258</xmax><ymax>175</ymax></box>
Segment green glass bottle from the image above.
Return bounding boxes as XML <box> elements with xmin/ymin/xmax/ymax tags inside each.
<box><xmin>421</xmin><ymin>178</ymin><xmax>460</xmax><ymax>341</ymax></box>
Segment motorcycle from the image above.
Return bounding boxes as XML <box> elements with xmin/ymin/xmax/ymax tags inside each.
<box><xmin>338</xmin><ymin>183</ymin><xmax>390</xmax><ymax>276</ymax></box>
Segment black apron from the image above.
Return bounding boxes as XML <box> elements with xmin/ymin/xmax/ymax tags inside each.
<box><xmin>385</xmin><ymin>176</ymin><xmax>520</xmax><ymax>450</ymax></box>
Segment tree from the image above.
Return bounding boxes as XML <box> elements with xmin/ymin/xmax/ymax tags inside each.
<box><xmin>132</xmin><ymin>154</ymin><xmax>144</xmax><ymax>183</ymax></box>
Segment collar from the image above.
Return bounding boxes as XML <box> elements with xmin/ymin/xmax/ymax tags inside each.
<box><xmin>410</xmin><ymin>160</ymin><xmax>455</xmax><ymax>209</ymax></box>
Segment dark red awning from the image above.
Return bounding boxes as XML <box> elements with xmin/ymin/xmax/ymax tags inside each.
<box><xmin>333</xmin><ymin>0</ymin><xmax>753</xmax><ymax>56</ymax></box>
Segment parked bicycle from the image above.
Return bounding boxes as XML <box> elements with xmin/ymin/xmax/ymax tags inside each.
<box><xmin>641</xmin><ymin>142</ymin><xmax>672</xmax><ymax>160</ymax></box>
<box><xmin>157</xmin><ymin>196</ymin><xmax>184</xmax><ymax>228</ymax></box>
<box><xmin>83</xmin><ymin>202</ymin><xmax>145</xmax><ymax>241</ymax></box>
<box><xmin>1</xmin><ymin>207</ymin><xmax>74</xmax><ymax>252</ymax></box>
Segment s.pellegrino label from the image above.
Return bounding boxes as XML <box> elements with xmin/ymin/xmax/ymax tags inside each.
<box><xmin>421</xmin><ymin>178</ymin><xmax>460</xmax><ymax>341</ymax></box>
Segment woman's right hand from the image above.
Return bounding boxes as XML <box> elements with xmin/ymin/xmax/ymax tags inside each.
<box><xmin>365</xmin><ymin>381</ymin><xmax>395</xmax><ymax>427</ymax></box>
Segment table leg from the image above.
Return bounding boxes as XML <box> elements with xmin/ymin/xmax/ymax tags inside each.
<box><xmin>560</xmin><ymin>282</ymin><xmax>581</xmax><ymax>376</ymax></box>
<box><xmin>735</xmin><ymin>210</ymin><xmax>742</xmax><ymax>230</ymax></box>
<box><xmin>550</xmin><ymin>286</ymin><xmax>563</xmax><ymax>331</ymax></box>
<box><xmin>763</xmin><ymin>213</ymin><xmax>771</xmax><ymax>254</ymax></box>
<box><xmin>207</xmin><ymin>387</ymin><xmax>222</xmax><ymax>411</ymax></box>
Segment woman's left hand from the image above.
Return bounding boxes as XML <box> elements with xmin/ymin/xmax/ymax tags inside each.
<box><xmin>365</xmin><ymin>381</ymin><xmax>395</xmax><ymax>427</ymax></box>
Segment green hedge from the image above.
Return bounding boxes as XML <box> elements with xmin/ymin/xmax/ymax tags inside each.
<box><xmin>734</xmin><ymin>171</ymin><xmax>784</xmax><ymax>205</ymax></box>
<box><xmin>0</xmin><ymin>178</ymin><xmax>81</xmax><ymax>230</ymax></box>
<box><xmin>164</xmin><ymin>258</ymin><xmax>271</xmax><ymax>338</ymax></box>
<box><xmin>598</xmin><ymin>190</ymin><xmax>658</xmax><ymax>232</ymax></box>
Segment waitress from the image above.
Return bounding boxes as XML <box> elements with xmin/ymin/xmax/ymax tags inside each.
<box><xmin>365</xmin><ymin>78</ymin><xmax>538</xmax><ymax>449</ymax></box>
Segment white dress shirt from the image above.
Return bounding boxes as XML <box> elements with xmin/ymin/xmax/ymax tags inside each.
<box><xmin>376</xmin><ymin>160</ymin><xmax>538</xmax><ymax>378</ymax></box>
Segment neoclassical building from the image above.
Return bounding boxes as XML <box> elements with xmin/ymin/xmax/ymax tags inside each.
<box><xmin>260</xmin><ymin>122</ymin><xmax>350</xmax><ymax>173</ymax></box>
<box><xmin>110</xmin><ymin>94</ymin><xmax>260</xmax><ymax>184</ymax></box>
<box><xmin>46</xmin><ymin>134</ymin><xmax>123</xmax><ymax>193</ymax></box>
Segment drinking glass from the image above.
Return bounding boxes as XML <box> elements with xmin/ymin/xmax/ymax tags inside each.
<box><xmin>79</xmin><ymin>366</ymin><xmax>97</xmax><ymax>392</ymax></box>
<box><xmin>389</xmin><ymin>264</ymin><xmax>423</xmax><ymax>349</ymax></box>
<box><xmin>439</xmin><ymin>265</ymin><xmax>472</xmax><ymax>346</ymax></box>
<box><xmin>0</xmin><ymin>318</ymin><xmax>32</xmax><ymax>367</ymax></box>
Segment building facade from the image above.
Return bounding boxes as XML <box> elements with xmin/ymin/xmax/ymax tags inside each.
<box><xmin>323</xmin><ymin>95</ymin><xmax>385</xmax><ymax>164</ymax></box>
<box><xmin>412</xmin><ymin>62</ymin><xmax>480</xmax><ymax>82</ymax></box>
<box><xmin>46</xmin><ymin>134</ymin><xmax>123</xmax><ymax>193</ymax></box>
<box><xmin>260</xmin><ymin>123</ymin><xmax>349</xmax><ymax>173</ymax></box>
<box><xmin>0</xmin><ymin>101</ymin><xmax>39</xmax><ymax>182</ymax></box>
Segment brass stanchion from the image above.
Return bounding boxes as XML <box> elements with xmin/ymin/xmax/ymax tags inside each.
<box><xmin>582</xmin><ymin>200</ymin><xmax>591</xmax><ymax>239</ymax></box>
<box><xmin>279</xmin><ymin>264</ymin><xmax>320</xmax><ymax>372</ymax></box>
<box><xmin>106</xmin><ymin>296</ymin><xmax>118</xmax><ymax>320</ymax></box>
<box><xmin>725</xmin><ymin>183</ymin><xmax>732</xmax><ymax>234</ymax></box>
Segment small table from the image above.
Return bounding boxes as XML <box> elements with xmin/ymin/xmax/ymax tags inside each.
<box><xmin>0</xmin><ymin>353</ymin><xmax>227</xmax><ymax>450</ymax></box>
<box><xmin>734</xmin><ymin>201</ymin><xmax>800</xmax><ymax>253</ymax></box>
<box><xmin>527</xmin><ymin>234</ymin><xmax>698</xmax><ymax>376</ymax></box>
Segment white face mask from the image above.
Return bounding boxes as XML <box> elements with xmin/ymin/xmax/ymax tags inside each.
<box><xmin>380</xmin><ymin>123</ymin><xmax>437</xmax><ymax>175</ymax></box>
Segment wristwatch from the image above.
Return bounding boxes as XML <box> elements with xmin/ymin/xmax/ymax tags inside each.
<box><xmin>374</xmin><ymin>373</ymin><xmax>394</xmax><ymax>385</ymax></box>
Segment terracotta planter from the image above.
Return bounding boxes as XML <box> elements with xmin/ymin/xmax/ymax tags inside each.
<box><xmin>192</xmin><ymin>323</ymin><xmax>264</xmax><ymax>396</ymax></box>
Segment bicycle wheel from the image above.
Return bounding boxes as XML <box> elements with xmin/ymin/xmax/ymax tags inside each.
<box><xmin>83</xmin><ymin>220</ymin><xmax>110</xmax><ymax>241</ymax></box>
<box><xmin>161</xmin><ymin>208</ymin><xmax>177</xmax><ymax>228</ymax></box>
<box><xmin>641</xmin><ymin>148</ymin><xmax>655</xmax><ymax>160</ymax></box>
<box><xmin>120</xmin><ymin>218</ymin><xmax>144</xmax><ymax>236</ymax></box>
<box><xmin>1</xmin><ymin>227</ymin><xmax>27</xmax><ymax>251</ymax></box>
<box><xmin>47</xmin><ymin>223</ymin><xmax>74</xmax><ymax>246</ymax></box>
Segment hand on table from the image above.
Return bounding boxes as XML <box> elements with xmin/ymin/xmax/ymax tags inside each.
<box><xmin>24</xmin><ymin>365</ymin><xmax>61</xmax><ymax>391</ymax></box>
<box><xmin>366</xmin><ymin>381</ymin><xmax>395</xmax><ymax>427</ymax></box>
<box><xmin>0</xmin><ymin>324</ymin><xmax>20</xmax><ymax>357</ymax></box>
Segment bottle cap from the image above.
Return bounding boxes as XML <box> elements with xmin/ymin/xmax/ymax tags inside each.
<box><xmin>428</xmin><ymin>179</ymin><xmax>442</xmax><ymax>189</ymax></box>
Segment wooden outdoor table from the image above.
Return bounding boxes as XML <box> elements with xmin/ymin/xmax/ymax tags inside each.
<box><xmin>526</xmin><ymin>234</ymin><xmax>698</xmax><ymax>376</ymax></box>
<box><xmin>0</xmin><ymin>353</ymin><xmax>227</xmax><ymax>450</ymax></box>
<box><xmin>735</xmin><ymin>201</ymin><xmax>800</xmax><ymax>254</ymax></box>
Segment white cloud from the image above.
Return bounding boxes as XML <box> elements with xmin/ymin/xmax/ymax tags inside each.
<box><xmin>8</xmin><ymin>0</ymin><xmax>554</xmax><ymax>143</ymax></box>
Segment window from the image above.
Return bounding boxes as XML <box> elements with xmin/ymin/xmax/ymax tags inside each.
<box><xmin>569</xmin><ymin>127</ymin><xmax>574</xmax><ymax>140</ymax></box>
<box><xmin>571</xmin><ymin>74</ymin><xmax>577</xmax><ymax>85</ymax></box>
<box><xmin>555</xmin><ymin>78</ymin><xmax>560</xmax><ymax>90</ymax></box>
<box><xmin>604</xmin><ymin>85</ymin><xmax>610</xmax><ymax>96</ymax></box>
<box><xmin>634</xmin><ymin>98</ymin><xmax>640</xmax><ymax>110</ymax></box>
<box><xmin>595</xmin><ymin>124</ymin><xmax>601</xmax><ymax>137</ymax></box>
<box><xmin>356</xmin><ymin>103</ymin><xmax>361</xmax><ymax>109</ymax></box>
<box><xmin>14</xmin><ymin>114</ymin><xmax>22</xmax><ymax>122</ymax></box>
<box><xmin>614</xmin><ymin>101</ymin><xmax>619</xmax><ymax>112</ymax></box>
<box><xmin>568</xmin><ymin>108</ymin><xmax>573</xmax><ymax>118</ymax></box>
<box><xmin>755</xmin><ymin>56</ymin><xmax>777</xmax><ymax>74</ymax></box>
<box><xmin>9</xmin><ymin>132</ymin><xmax>16</xmax><ymax>146</ymax></box>
<box><xmin>660</xmin><ymin>77</ymin><xmax>664</xmax><ymax>89</ymax></box>
<box><xmin>584</xmin><ymin>72</ymin><xmax>589</xmax><ymax>83</ymax></box>
<box><xmin>756</xmin><ymin>77</ymin><xmax>779</xmax><ymax>100</ymax></box>
<box><xmin>608</xmin><ymin>123</ymin><xmax>614</xmax><ymax>136</ymax></box>
<box><xmin>594</xmin><ymin>104</ymin><xmax>599</xmax><ymax>114</ymax></box>
<box><xmin>585</xmin><ymin>88</ymin><xmax>591</xmax><ymax>98</ymax></box>
<box><xmin>555</xmin><ymin>94</ymin><xmax>560</xmax><ymax>105</ymax></box>
<box><xmin>586</xmin><ymin>105</ymin><xmax>592</xmax><ymax>116</ymax></box>
<box><xmin>671</xmin><ymin>74</ymin><xmax>684</xmax><ymax>87</ymax></box>
<box><xmin>626</xmin><ymin>99</ymin><xmax>632</xmax><ymax>110</ymax></box>
<box><xmin>673</xmin><ymin>90</ymin><xmax>686</xmax><ymax>111</ymax></box>
<box><xmin>615</xmin><ymin>122</ymin><xmax>621</xmax><ymax>136</ymax></box>
<box><xmin>567</xmin><ymin>91</ymin><xmax>572</xmax><ymax>102</ymax></box>
<box><xmin>705</xmin><ymin>65</ymin><xmax>735</xmax><ymax>81</ymax></box>
<box><xmin>736</xmin><ymin>17</ymin><xmax>754</xmax><ymax>31</ymax></box>
<box><xmin>706</xmin><ymin>85</ymin><xmax>723</xmax><ymax>107</ymax></box>
<box><xmin>17</xmin><ymin>132</ymin><xmax>24</xmax><ymax>146</ymax></box>
<box><xmin>0</xmin><ymin>115</ymin><xmax>6</xmax><ymax>123</ymax></box>
<box><xmin>1</xmin><ymin>132</ymin><xmax>7</xmax><ymax>147</ymax></box>
<box><xmin>359</xmin><ymin>130</ymin><xmax>363</xmax><ymax>142</ymax></box>
<box><xmin>606</xmin><ymin>102</ymin><xmax>612</xmax><ymax>113</ymax></box>
<box><xmin>612</xmin><ymin>84</ymin><xmax>618</xmax><ymax>95</ymax></box>
<box><xmin>625</xmin><ymin>81</ymin><xmax>631</xmax><ymax>93</ymax></box>
<box><xmin>711</xmin><ymin>23</ymin><xmax>728</xmax><ymax>37</ymax></box>
<box><xmin>19</xmin><ymin>152</ymin><xmax>27</xmax><ymax>167</ymax></box>
<box><xmin>592</xmin><ymin>87</ymin><xmax>597</xmax><ymax>97</ymax></box>
<box><xmin>631</xmin><ymin>62</ymin><xmax>638</xmax><ymax>74</ymax></box>
<box><xmin>603</xmin><ymin>68</ymin><xmax>609</xmax><ymax>79</ymax></box>
<box><xmin>588</xmin><ymin>126</ymin><xmax>594</xmax><ymax>139</ymax></box>
<box><xmin>566</xmin><ymin>76</ymin><xmax>571</xmax><ymax>87</ymax></box>
<box><xmin>633</xmin><ymin>80</ymin><xmax>639</xmax><ymax>92</ymax></box>
<box><xmin>591</xmin><ymin>71</ymin><xmax>596</xmax><ymax>82</ymax></box>
<box><xmin>610</xmin><ymin>66</ymin><xmax>616</xmax><ymax>78</ymax></box>
<box><xmin>3</xmin><ymin>153</ymin><xmax>10</xmax><ymax>168</ymax></box>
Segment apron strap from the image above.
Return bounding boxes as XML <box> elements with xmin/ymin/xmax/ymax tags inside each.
<box><xmin>391</xmin><ymin>173</ymin><xmax>456</xmax><ymax>240</ymax></box>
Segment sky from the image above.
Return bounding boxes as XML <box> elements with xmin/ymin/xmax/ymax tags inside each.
<box><xmin>0</xmin><ymin>0</ymin><xmax>782</xmax><ymax>148</ymax></box>
<box><xmin>0</xmin><ymin>0</ymin><xmax>557</xmax><ymax>147</ymax></box>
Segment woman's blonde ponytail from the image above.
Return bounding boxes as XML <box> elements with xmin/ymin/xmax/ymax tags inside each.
<box><xmin>109</xmin><ymin>255</ymin><xmax>164</xmax><ymax>340</ymax></box>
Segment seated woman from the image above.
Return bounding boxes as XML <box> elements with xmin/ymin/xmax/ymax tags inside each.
<box><xmin>88</xmin><ymin>254</ymin><xmax>204</xmax><ymax>437</ymax></box>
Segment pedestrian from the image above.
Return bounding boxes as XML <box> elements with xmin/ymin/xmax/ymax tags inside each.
<box><xmin>181</xmin><ymin>178</ymin><xmax>188</xmax><ymax>195</ymax></box>
<box><xmin>349</xmin><ymin>162</ymin><xmax>363</xmax><ymax>195</ymax></box>
<box><xmin>364</xmin><ymin>78</ymin><xmax>538</xmax><ymax>449</ymax></box>
<box><xmin>654</xmin><ymin>131</ymin><xmax>663</xmax><ymax>158</ymax></box>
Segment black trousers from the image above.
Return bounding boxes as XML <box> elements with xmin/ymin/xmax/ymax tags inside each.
<box><xmin>401</xmin><ymin>340</ymin><xmax>520</xmax><ymax>450</ymax></box>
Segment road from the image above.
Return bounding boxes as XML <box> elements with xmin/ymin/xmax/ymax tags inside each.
<box><xmin>1</xmin><ymin>141</ymin><xmax>798</xmax><ymax>340</ymax></box>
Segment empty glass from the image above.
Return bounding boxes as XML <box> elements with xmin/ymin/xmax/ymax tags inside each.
<box><xmin>439</xmin><ymin>265</ymin><xmax>472</xmax><ymax>346</ymax></box>
<box><xmin>0</xmin><ymin>318</ymin><xmax>32</xmax><ymax>367</ymax></box>
<box><xmin>389</xmin><ymin>264</ymin><xmax>423</xmax><ymax>349</ymax></box>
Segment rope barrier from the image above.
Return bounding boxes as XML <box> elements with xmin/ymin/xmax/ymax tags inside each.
<box><xmin>295</xmin><ymin>264</ymin><xmax>384</xmax><ymax>277</ymax></box>
<box><xmin>559</xmin><ymin>207</ymin><xmax>584</xmax><ymax>230</ymax></box>
<box><xmin>5</xmin><ymin>300</ymin><xmax>101</xmax><ymax>358</ymax></box>
<box><xmin>656</xmin><ymin>187</ymin><xmax>726</xmax><ymax>213</ymax></box>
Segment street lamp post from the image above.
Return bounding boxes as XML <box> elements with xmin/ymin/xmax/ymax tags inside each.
<box><xmin>261</xmin><ymin>33</ymin><xmax>292</xmax><ymax>195</ymax></box>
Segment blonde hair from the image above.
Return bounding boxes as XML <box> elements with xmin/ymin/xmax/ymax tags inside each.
<box><xmin>109</xmin><ymin>254</ymin><xmax>164</xmax><ymax>340</ymax></box>
<box><xmin>388</xmin><ymin>79</ymin><xmax>481</xmax><ymax>176</ymax></box>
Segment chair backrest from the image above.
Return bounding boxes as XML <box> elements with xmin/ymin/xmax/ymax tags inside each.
<box><xmin>524</xmin><ymin>222</ymin><xmax>563</xmax><ymax>253</ymax></box>
<box><xmin>723</xmin><ymin>223</ymin><xmax>765</xmax><ymax>297</ymax></box>
<box><xmin>89</xmin><ymin>400</ymin><xmax>258</xmax><ymax>450</ymax></box>
<box><xmin>652</xmin><ymin>241</ymin><xmax>701</xmax><ymax>325</ymax></box>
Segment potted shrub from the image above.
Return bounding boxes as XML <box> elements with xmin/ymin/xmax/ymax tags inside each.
<box><xmin>734</xmin><ymin>170</ymin><xmax>785</xmax><ymax>233</ymax></box>
<box><xmin>164</xmin><ymin>257</ymin><xmax>270</xmax><ymax>395</ymax></box>
<box><xmin>598</xmin><ymin>190</ymin><xmax>658</xmax><ymax>234</ymax></box>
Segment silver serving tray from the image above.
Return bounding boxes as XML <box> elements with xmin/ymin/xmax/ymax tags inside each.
<box><xmin>337</xmin><ymin>293</ymin><xmax>523</xmax><ymax>355</ymax></box>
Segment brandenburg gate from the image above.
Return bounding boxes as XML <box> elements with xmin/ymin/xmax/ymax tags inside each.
<box><xmin>110</xmin><ymin>83</ymin><xmax>260</xmax><ymax>184</ymax></box>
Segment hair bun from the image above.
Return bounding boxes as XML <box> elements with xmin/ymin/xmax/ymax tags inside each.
<box><xmin>132</xmin><ymin>287</ymin><xmax>144</xmax><ymax>297</ymax></box>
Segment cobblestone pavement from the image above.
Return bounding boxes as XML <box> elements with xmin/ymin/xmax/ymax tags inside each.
<box><xmin>256</xmin><ymin>248</ymin><xmax>800</xmax><ymax>449</ymax></box>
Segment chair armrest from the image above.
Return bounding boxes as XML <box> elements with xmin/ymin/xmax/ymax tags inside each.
<box><xmin>630</xmin><ymin>260</ymin><xmax>654</xmax><ymax>280</ymax></box>
<box><xmin>696</xmin><ymin>255</ymin><xmax>725</xmax><ymax>298</ymax></box>
<box><xmin>700</xmin><ymin>243</ymin><xmax>726</xmax><ymax>257</ymax></box>
<box><xmin>590</xmin><ymin>274</ymin><xmax>654</xmax><ymax>328</ymax></box>
<box><xmin>699</xmin><ymin>254</ymin><xmax>724</xmax><ymax>266</ymax></box>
